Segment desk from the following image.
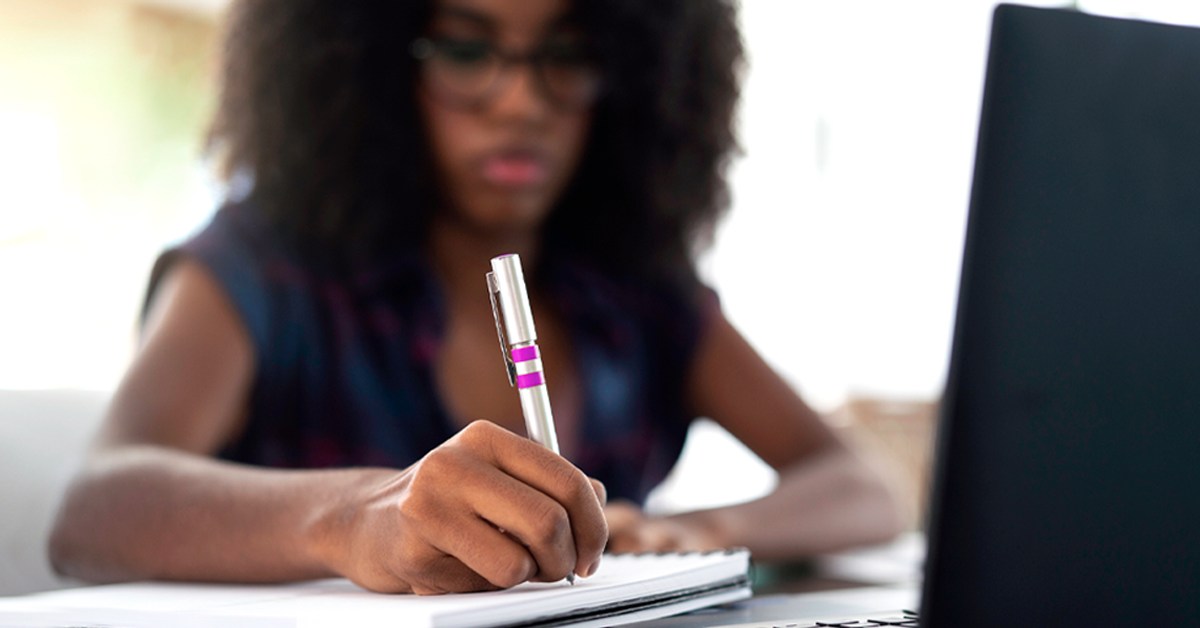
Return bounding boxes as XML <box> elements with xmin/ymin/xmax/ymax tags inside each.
<box><xmin>0</xmin><ymin>571</ymin><xmax>920</xmax><ymax>628</ymax></box>
<box><xmin>627</xmin><ymin>581</ymin><xmax>920</xmax><ymax>628</ymax></box>
<box><xmin>0</xmin><ymin>537</ymin><xmax>925</xmax><ymax>627</ymax></box>
<box><xmin>626</xmin><ymin>535</ymin><xmax>926</xmax><ymax>628</ymax></box>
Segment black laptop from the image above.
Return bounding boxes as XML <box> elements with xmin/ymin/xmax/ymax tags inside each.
<box><xmin>708</xmin><ymin>4</ymin><xmax>1200</xmax><ymax>627</ymax></box>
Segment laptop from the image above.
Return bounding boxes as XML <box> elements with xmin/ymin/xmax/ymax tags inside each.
<box><xmin>710</xmin><ymin>4</ymin><xmax>1200</xmax><ymax>627</ymax></box>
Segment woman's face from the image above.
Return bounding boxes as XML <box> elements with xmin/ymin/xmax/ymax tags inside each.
<box><xmin>417</xmin><ymin>0</ymin><xmax>595</xmax><ymax>236</ymax></box>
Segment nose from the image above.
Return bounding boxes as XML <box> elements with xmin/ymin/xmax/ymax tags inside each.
<box><xmin>489</xmin><ymin>62</ymin><xmax>550</xmax><ymax>122</ymax></box>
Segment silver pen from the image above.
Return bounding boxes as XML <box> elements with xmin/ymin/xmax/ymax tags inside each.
<box><xmin>486</xmin><ymin>253</ymin><xmax>574</xmax><ymax>585</ymax></box>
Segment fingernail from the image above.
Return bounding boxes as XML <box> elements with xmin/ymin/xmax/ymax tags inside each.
<box><xmin>586</xmin><ymin>558</ymin><xmax>600</xmax><ymax>578</ymax></box>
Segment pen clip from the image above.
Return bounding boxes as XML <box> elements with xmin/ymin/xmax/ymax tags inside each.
<box><xmin>487</xmin><ymin>272</ymin><xmax>518</xmax><ymax>387</ymax></box>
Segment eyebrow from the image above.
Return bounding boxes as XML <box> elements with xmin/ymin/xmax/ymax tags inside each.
<box><xmin>432</xmin><ymin>4</ymin><xmax>576</xmax><ymax>34</ymax></box>
<box><xmin>433</xmin><ymin>6</ymin><xmax>495</xmax><ymax>29</ymax></box>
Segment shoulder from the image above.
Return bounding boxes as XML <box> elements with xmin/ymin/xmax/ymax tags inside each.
<box><xmin>141</xmin><ymin>201</ymin><xmax>312</xmax><ymax>360</ymax></box>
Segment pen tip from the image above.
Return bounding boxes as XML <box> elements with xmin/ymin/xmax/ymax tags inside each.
<box><xmin>567</xmin><ymin>573</ymin><xmax>576</xmax><ymax>585</ymax></box>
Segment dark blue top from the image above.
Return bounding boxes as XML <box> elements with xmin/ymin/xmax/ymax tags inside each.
<box><xmin>146</xmin><ymin>202</ymin><xmax>713</xmax><ymax>504</ymax></box>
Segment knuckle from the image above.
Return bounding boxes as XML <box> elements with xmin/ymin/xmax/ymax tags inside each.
<box><xmin>590</xmin><ymin>478</ymin><xmax>608</xmax><ymax>506</ymax></box>
<box><xmin>396</xmin><ymin>499</ymin><xmax>420</xmax><ymax>525</ymax></box>
<box><xmin>410</xmin><ymin>449</ymin><xmax>467</xmax><ymax>493</ymax></box>
<box><xmin>395</xmin><ymin>484</ymin><xmax>438</xmax><ymax>526</ymax></box>
<box><xmin>545</xmin><ymin>463</ymin><xmax>587</xmax><ymax>503</ymax></box>
<box><xmin>418</xmin><ymin>447</ymin><xmax>454</xmax><ymax>476</ymax></box>
<box><xmin>460</xmin><ymin>420</ymin><xmax>500</xmax><ymax>445</ymax></box>
<box><xmin>563</xmin><ymin>468</ymin><xmax>593</xmax><ymax>504</ymax></box>
<box><xmin>530</xmin><ymin>501</ymin><xmax>571</xmax><ymax>547</ymax></box>
<box><xmin>490</xmin><ymin>554</ymin><xmax>534</xmax><ymax>589</ymax></box>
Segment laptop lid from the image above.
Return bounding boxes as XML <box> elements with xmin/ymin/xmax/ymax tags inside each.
<box><xmin>920</xmin><ymin>5</ymin><xmax>1200</xmax><ymax>626</ymax></box>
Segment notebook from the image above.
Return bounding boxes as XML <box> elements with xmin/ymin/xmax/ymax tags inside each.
<box><xmin>710</xmin><ymin>4</ymin><xmax>1200</xmax><ymax>627</ymax></box>
<box><xmin>0</xmin><ymin>550</ymin><xmax>750</xmax><ymax>628</ymax></box>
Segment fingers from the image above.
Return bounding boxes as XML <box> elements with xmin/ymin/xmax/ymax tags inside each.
<box><xmin>427</xmin><ymin>516</ymin><xmax>539</xmax><ymax>590</ymax></box>
<box><xmin>603</xmin><ymin>501</ymin><xmax>645</xmax><ymax>554</ymax></box>
<box><xmin>344</xmin><ymin>507</ymin><xmax>509</xmax><ymax>595</ymax></box>
<box><xmin>589</xmin><ymin>478</ymin><xmax>608</xmax><ymax>507</ymax></box>
<box><xmin>379</xmin><ymin>456</ymin><xmax>544</xmax><ymax>592</ymax></box>
<box><xmin>607</xmin><ymin>520</ymin><xmax>682</xmax><ymax>554</ymax></box>
<box><xmin>345</xmin><ymin>423</ymin><xmax>609</xmax><ymax>595</ymax></box>
<box><xmin>409</xmin><ymin>555</ymin><xmax>504</xmax><ymax>595</ymax></box>
<box><xmin>467</xmin><ymin>468</ymin><xmax>577</xmax><ymax>582</ymax></box>
<box><xmin>603</xmin><ymin>502</ymin><xmax>724</xmax><ymax>555</ymax></box>
<box><xmin>604</xmin><ymin>500</ymin><xmax>643</xmax><ymax>533</ymax></box>
<box><xmin>450</xmin><ymin>422</ymin><xmax>608</xmax><ymax>579</ymax></box>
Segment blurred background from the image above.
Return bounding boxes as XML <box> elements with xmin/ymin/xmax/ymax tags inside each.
<box><xmin>2</xmin><ymin>0</ymin><xmax>1199</xmax><ymax>593</ymax></box>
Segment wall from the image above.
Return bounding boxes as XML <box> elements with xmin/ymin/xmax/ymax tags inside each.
<box><xmin>0</xmin><ymin>0</ymin><xmax>219</xmax><ymax>390</ymax></box>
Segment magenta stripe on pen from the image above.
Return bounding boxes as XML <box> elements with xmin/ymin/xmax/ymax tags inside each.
<box><xmin>511</xmin><ymin>346</ymin><xmax>539</xmax><ymax>363</ymax></box>
<box><xmin>516</xmin><ymin>372</ymin><xmax>545</xmax><ymax>389</ymax></box>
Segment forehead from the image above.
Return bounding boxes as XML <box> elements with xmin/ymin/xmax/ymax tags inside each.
<box><xmin>429</xmin><ymin>0</ymin><xmax>574</xmax><ymax>44</ymax></box>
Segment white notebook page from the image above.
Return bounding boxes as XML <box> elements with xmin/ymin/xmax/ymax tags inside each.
<box><xmin>0</xmin><ymin>550</ymin><xmax>751</xmax><ymax>628</ymax></box>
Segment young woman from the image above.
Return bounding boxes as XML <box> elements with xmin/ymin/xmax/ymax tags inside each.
<box><xmin>50</xmin><ymin>0</ymin><xmax>902</xmax><ymax>595</ymax></box>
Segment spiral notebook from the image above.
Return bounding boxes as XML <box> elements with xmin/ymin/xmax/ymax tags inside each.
<box><xmin>0</xmin><ymin>550</ymin><xmax>751</xmax><ymax>628</ymax></box>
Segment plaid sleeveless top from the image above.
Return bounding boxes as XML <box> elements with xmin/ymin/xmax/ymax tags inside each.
<box><xmin>145</xmin><ymin>201</ymin><xmax>712</xmax><ymax>504</ymax></box>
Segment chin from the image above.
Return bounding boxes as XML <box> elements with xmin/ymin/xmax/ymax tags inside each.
<box><xmin>466</xmin><ymin>193</ymin><xmax>554</xmax><ymax>232</ymax></box>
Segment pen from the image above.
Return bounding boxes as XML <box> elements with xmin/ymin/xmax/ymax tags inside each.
<box><xmin>486</xmin><ymin>253</ymin><xmax>574</xmax><ymax>585</ymax></box>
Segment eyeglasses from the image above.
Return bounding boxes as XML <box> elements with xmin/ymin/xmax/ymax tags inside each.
<box><xmin>410</xmin><ymin>36</ymin><xmax>603</xmax><ymax>112</ymax></box>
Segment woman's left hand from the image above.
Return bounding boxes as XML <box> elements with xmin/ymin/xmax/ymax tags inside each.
<box><xmin>603</xmin><ymin>501</ymin><xmax>726</xmax><ymax>554</ymax></box>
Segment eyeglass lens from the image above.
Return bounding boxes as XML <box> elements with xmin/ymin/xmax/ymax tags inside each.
<box><xmin>418</xmin><ymin>37</ymin><xmax>601</xmax><ymax>110</ymax></box>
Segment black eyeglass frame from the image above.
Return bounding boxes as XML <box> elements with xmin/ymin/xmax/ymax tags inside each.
<box><xmin>410</xmin><ymin>36</ymin><xmax>605</xmax><ymax>112</ymax></box>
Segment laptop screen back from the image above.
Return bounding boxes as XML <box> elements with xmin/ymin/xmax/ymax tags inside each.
<box><xmin>921</xmin><ymin>5</ymin><xmax>1200</xmax><ymax>626</ymax></box>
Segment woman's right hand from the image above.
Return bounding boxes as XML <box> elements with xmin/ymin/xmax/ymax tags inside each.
<box><xmin>315</xmin><ymin>421</ymin><xmax>608</xmax><ymax>595</ymax></box>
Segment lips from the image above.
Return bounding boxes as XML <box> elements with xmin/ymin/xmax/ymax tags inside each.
<box><xmin>480</xmin><ymin>149</ymin><xmax>550</xmax><ymax>188</ymax></box>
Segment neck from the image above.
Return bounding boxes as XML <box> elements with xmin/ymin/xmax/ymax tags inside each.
<box><xmin>428</xmin><ymin>217</ymin><xmax>542</xmax><ymax>312</ymax></box>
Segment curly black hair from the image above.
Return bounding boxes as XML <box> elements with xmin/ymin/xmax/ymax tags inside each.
<box><xmin>208</xmin><ymin>0</ymin><xmax>743</xmax><ymax>280</ymax></box>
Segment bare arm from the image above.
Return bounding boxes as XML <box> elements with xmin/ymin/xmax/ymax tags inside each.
<box><xmin>606</xmin><ymin>309</ymin><xmax>903</xmax><ymax>559</ymax></box>
<box><xmin>50</xmin><ymin>260</ymin><xmax>607</xmax><ymax>593</ymax></box>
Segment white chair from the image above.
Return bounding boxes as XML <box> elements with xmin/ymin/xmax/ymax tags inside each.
<box><xmin>0</xmin><ymin>389</ymin><xmax>107</xmax><ymax>595</ymax></box>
